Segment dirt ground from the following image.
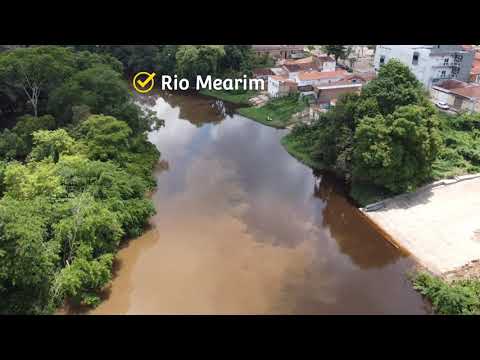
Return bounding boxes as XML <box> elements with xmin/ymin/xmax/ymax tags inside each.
<box><xmin>362</xmin><ymin>176</ymin><xmax>480</xmax><ymax>276</ymax></box>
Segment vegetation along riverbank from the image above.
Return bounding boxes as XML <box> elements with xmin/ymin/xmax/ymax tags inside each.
<box><xmin>281</xmin><ymin>59</ymin><xmax>480</xmax><ymax>314</ymax></box>
<box><xmin>0</xmin><ymin>45</ymin><xmax>272</xmax><ymax>314</ymax></box>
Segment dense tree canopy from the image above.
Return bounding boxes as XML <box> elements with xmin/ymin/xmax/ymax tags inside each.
<box><xmin>353</xmin><ymin>105</ymin><xmax>441</xmax><ymax>192</ymax></box>
<box><xmin>0</xmin><ymin>46</ymin><xmax>161</xmax><ymax>314</ymax></box>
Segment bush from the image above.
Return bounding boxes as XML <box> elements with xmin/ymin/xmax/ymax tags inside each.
<box><xmin>413</xmin><ymin>272</ymin><xmax>480</xmax><ymax>315</ymax></box>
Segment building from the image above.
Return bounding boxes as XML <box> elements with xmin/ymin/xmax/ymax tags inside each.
<box><xmin>470</xmin><ymin>52</ymin><xmax>480</xmax><ymax>83</ymax></box>
<box><xmin>252</xmin><ymin>45</ymin><xmax>305</xmax><ymax>60</ymax></box>
<box><xmin>314</xmin><ymin>74</ymin><xmax>366</xmax><ymax>106</ymax></box>
<box><xmin>252</xmin><ymin>68</ymin><xmax>275</xmax><ymax>90</ymax></box>
<box><xmin>293</xmin><ymin>69</ymin><xmax>349</xmax><ymax>87</ymax></box>
<box><xmin>280</xmin><ymin>55</ymin><xmax>336</xmax><ymax>72</ymax></box>
<box><xmin>431</xmin><ymin>79</ymin><xmax>480</xmax><ymax>113</ymax></box>
<box><xmin>373</xmin><ymin>45</ymin><xmax>475</xmax><ymax>89</ymax></box>
<box><xmin>267</xmin><ymin>76</ymin><xmax>298</xmax><ymax>97</ymax></box>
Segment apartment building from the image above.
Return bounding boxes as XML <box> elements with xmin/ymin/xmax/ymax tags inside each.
<box><xmin>373</xmin><ymin>45</ymin><xmax>475</xmax><ymax>89</ymax></box>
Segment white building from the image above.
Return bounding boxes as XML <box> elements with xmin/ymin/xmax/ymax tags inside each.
<box><xmin>373</xmin><ymin>45</ymin><xmax>475</xmax><ymax>89</ymax></box>
<box><xmin>267</xmin><ymin>76</ymin><xmax>297</xmax><ymax>98</ymax></box>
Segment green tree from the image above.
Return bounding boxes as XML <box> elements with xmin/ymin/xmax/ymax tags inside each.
<box><xmin>176</xmin><ymin>45</ymin><xmax>225</xmax><ymax>81</ymax></box>
<box><xmin>0</xmin><ymin>197</ymin><xmax>60</xmax><ymax>314</ymax></box>
<box><xmin>322</xmin><ymin>45</ymin><xmax>350</xmax><ymax>62</ymax></box>
<box><xmin>47</xmin><ymin>65</ymin><xmax>130</xmax><ymax>125</ymax></box>
<box><xmin>218</xmin><ymin>45</ymin><xmax>253</xmax><ymax>76</ymax></box>
<box><xmin>0</xmin><ymin>46</ymin><xmax>76</xmax><ymax>117</ymax></box>
<box><xmin>3</xmin><ymin>160</ymin><xmax>65</xmax><ymax>200</ymax></box>
<box><xmin>353</xmin><ymin>105</ymin><xmax>442</xmax><ymax>193</ymax></box>
<box><xmin>77</xmin><ymin>115</ymin><xmax>132</xmax><ymax>161</ymax></box>
<box><xmin>361</xmin><ymin>59</ymin><xmax>426</xmax><ymax>114</ymax></box>
<box><xmin>30</xmin><ymin>129</ymin><xmax>76</xmax><ymax>162</ymax></box>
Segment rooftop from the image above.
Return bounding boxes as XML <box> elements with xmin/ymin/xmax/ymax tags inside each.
<box><xmin>435</xmin><ymin>79</ymin><xmax>480</xmax><ymax>99</ymax></box>
<box><xmin>270</xmin><ymin>75</ymin><xmax>296</xmax><ymax>83</ymax></box>
<box><xmin>450</xmin><ymin>85</ymin><xmax>480</xmax><ymax>99</ymax></box>
<box><xmin>436</xmin><ymin>79</ymin><xmax>469</xmax><ymax>90</ymax></box>
<box><xmin>297</xmin><ymin>70</ymin><xmax>348</xmax><ymax>81</ymax></box>
<box><xmin>253</xmin><ymin>68</ymin><xmax>274</xmax><ymax>76</ymax></box>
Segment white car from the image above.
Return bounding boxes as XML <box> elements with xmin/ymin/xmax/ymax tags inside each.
<box><xmin>435</xmin><ymin>101</ymin><xmax>450</xmax><ymax>110</ymax></box>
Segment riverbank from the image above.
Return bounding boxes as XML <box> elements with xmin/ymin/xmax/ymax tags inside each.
<box><xmin>281</xmin><ymin>110</ymin><xmax>480</xmax><ymax>207</ymax></box>
<box><xmin>361</xmin><ymin>175</ymin><xmax>480</xmax><ymax>315</ymax></box>
<box><xmin>237</xmin><ymin>96</ymin><xmax>308</xmax><ymax>129</ymax></box>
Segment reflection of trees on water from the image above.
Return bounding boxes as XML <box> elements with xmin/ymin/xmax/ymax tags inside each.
<box><xmin>314</xmin><ymin>174</ymin><xmax>402</xmax><ymax>269</ymax></box>
<box><xmin>160</xmin><ymin>91</ymin><xmax>236</xmax><ymax>127</ymax></box>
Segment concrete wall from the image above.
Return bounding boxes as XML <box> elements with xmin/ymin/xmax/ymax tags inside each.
<box><xmin>430</xmin><ymin>87</ymin><xmax>455</xmax><ymax>106</ymax></box>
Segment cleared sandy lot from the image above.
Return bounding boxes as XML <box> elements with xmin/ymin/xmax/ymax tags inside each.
<box><xmin>362</xmin><ymin>176</ymin><xmax>480</xmax><ymax>276</ymax></box>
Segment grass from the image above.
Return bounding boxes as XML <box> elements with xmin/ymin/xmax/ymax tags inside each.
<box><xmin>281</xmin><ymin>135</ymin><xmax>324</xmax><ymax>169</ymax></box>
<box><xmin>431</xmin><ymin>112</ymin><xmax>480</xmax><ymax>180</ymax></box>
<box><xmin>199</xmin><ymin>89</ymin><xmax>259</xmax><ymax>105</ymax></box>
<box><xmin>237</xmin><ymin>96</ymin><xmax>308</xmax><ymax>129</ymax></box>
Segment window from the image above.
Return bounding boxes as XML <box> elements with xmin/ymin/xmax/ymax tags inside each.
<box><xmin>379</xmin><ymin>55</ymin><xmax>385</xmax><ymax>65</ymax></box>
<box><xmin>441</xmin><ymin>70</ymin><xmax>446</xmax><ymax>78</ymax></box>
<box><xmin>444</xmin><ymin>58</ymin><xmax>449</xmax><ymax>66</ymax></box>
<box><xmin>412</xmin><ymin>52</ymin><xmax>419</xmax><ymax>65</ymax></box>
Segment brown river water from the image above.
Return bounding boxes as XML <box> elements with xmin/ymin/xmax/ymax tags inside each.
<box><xmin>73</xmin><ymin>91</ymin><xmax>429</xmax><ymax>314</ymax></box>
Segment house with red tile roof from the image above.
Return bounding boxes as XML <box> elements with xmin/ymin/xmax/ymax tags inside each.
<box><xmin>431</xmin><ymin>79</ymin><xmax>480</xmax><ymax>113</ymax></box>
<box><xmin>294</xmin><ymin>70</ymin><xmax>349</xmax><ymax>87</ymax></box>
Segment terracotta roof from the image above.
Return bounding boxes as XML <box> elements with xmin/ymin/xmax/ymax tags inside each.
<box><xmin>283</xmin><ymin>64</ymin><xmax>302</xmax><ymax>72</ymax></box>
<box><xmin>297</xmin><ymin>70</ymin><xmax>348</xmax><ymax>81</ymax></box>
<box><xmin>449</xmin><ymin>85</ymin><xmax>480</xmax><ymax>99</ymax></box>
<box><xmin>437</xmin><ymin>79</ymin><xmax>469</xmax><ymax>90</ymax></box>
<box><xmin>270</xmin><ymin>75</ymin><xmax>296</xmax><ymax>83</ymax></box>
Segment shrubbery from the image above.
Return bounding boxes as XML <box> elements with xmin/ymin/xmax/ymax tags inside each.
<box><xmin>413</xmin><ymin>272</ymin><xmax>480</xmax><ymax>315</ymax></box>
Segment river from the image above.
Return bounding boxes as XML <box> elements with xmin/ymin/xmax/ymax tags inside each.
<box><xmin>87</xmin><ymin>91</ymin><xmax>429</xmax><ymax>314</ymax></box>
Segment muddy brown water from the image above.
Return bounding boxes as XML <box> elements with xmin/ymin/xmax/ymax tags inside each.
<box><xmin>82</xmin><ymin>92</ymin><xmax>429</xmax><ymax>314</ymax></box>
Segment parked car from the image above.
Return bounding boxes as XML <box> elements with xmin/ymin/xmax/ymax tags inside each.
<box><xmin>435</xmin><ymin>101</ymin><xmax>450</xmax><ymax>110</ymax></box>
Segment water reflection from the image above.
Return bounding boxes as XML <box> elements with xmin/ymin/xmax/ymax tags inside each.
<box><xmin>314</xmin><ymin>174</ymin><xmax>401</xmax><ymax>269</ymax></box>
<box><xmin>89</xmin><ymin>92</ymin><xmax>428</xmax><ymax>314</ymax></box>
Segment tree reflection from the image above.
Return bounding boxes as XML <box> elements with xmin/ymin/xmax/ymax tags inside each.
<box><xmin>160</xmin><ymin>91</ymin><xmax>233</xmax><ymax>127</ymax></box>
<box><xmin>314</xmin><ymin>174</ymin><xmax>402</xmax><ymax>269</ymax></box>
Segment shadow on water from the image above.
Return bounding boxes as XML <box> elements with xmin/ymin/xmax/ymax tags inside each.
<box><xmin>314</xmin><ymin>173</ymin><xmax>402</xmax><ymax>269</ymax></box>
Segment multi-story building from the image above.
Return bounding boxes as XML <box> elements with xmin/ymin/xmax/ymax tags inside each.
<box><xmin>373</xmin><ymin>45</ymin><xmax>475</xmax><ymax>89</ymax></box>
